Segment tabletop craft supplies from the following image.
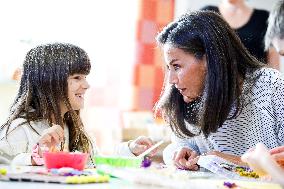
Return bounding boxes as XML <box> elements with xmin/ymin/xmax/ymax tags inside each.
<box><xmin>94</xmin><ymin>153</ymin><xmax>282</xmax><ymax>189</ymax></box>
<box><xmin>197</xmin><ymin>155</ymin><xmax>260</xmax><ymax>180</ymax></box>
<box><xmin>0</xmin><ymin>140</ymin><xmax>163</xmax><ymax>185</ymax></box>
<box><xmin>0</xmin><ymin>150</ymin><xmax>106</xmax><ymax>184</ymax></box>
<box><xmin>0</xmin><ymin>166</ymin><xmax>109</xmax><ymax>184</ymax></box>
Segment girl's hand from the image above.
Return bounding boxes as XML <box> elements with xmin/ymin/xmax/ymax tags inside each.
<box><xmin>129</xmin><ymin>136</ymin><xmax>154</xmax><ymax>156</ymax></box>
<box><xmin>38</xmin><ymin>124</ymin><xmax>64</xmax><ymax>150</ymax></box>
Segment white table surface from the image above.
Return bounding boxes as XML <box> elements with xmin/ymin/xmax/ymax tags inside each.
<box><xmin>0</xmin><ymin>164</ymin><xmax>163</xmax><ymax>189</ymax></box>
<box><xmin>0</xmin><ymin>179</ymin><xmax>164</xmax><ymax>189</ymax></box>
<box><xmin>0</xmin><ymin>165</ymin><xmax>282</xmax><ymax>189</ymax></box>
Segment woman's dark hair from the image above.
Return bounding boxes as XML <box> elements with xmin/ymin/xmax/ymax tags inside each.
<box><xmin>155</xmin><ymin>11</ymin><xmax>264</xmax><ymax>138</ymax></box>
<box><xmin>1</xmin><ymin>43</ymin><xmax>92</xmax><ymax>152</ymax></box>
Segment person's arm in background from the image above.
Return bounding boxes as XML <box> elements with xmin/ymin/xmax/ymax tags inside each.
<box><xmin>267</xmin><ymin>46</ymin><xmax>280</xmax><ymax>70</ymax></box>
<box><xmin>270</xmin><ymin>146</ymin><xmax>284</xmax><ymax>168</ymax></box>
<box><xmin>242</xmin><ymin>143</ymin><xmax>284</xmax><ymax>185</ymax></box>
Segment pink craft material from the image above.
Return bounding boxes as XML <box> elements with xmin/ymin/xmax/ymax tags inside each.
<box><xmin>31</xmin><ymin>143</ymin><xmax>44</xmax><ymax>165</ymax></box>
<box><xmin>43</xmin><ymin>152</ymin><xmax>88</xmax><ymax>170</ymax></box>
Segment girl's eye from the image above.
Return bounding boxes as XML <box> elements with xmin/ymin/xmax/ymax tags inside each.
<box><xmin>72</xmin><ymin>75</ymin><xmax>87</xmax><ymax>80</ymax></box>
<box><xmin>73</xmin><ymin>76</ymin><xmax>81</xmax><ymax>80</ymax></box>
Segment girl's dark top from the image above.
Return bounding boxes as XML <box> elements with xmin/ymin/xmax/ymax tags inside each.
<box><xmin>202</xmin><ymin>6</ymin><xmax>269</xmax><ymax>63</ymax></box>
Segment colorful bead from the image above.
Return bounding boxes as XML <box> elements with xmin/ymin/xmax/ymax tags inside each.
<box><xmin>65</xmin><ymin>175</ymin><xmax>110</xmax><ymax>184</ymax></box>
<box><xmin>223</xmin><ymin>181</ymin><xmax>237</xmax><ymax>188</ymax></box>
<box><xmin>141</xmin><ymin>157</ymin><xmax>152</xmax><ymax>168</ymax></box>
<box><xmin>235</xmin><ymin>166</ymin><xmax>259</xmax><ymax>178</ymax></box>
<box><xmin>0</xmin><ymin>168</ymin><xmax>7</xmax><ymax>175</ymax></box>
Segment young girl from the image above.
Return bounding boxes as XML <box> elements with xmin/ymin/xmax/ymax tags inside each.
<box><xmin>0</xmin><ymin>43</ymin><xmax>153</xmax><ymax>165</ymax></box>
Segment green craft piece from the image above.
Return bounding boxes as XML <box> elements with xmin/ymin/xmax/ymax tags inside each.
<box><xmin>94</xmin><ymin>155</ymin><xmax>142</xmax><ymax>168</ymax></box>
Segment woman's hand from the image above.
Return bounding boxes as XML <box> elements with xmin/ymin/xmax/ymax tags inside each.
<box><xmin>38</xmin><ymin>124</ymin><xmax>64</xmax><ymax>150</ymax></box>
<box><xmin>173</xmin><ymin>149</ymin><xmax>245</xmax><ymax>171</ymax></box>
<box><xmin>173</xmin><ymin>147</ymin><xmax>199</xmax><ymax>170</ymax></box>
<box><xmin>129</xmin><ymin>136</ymin><xmax>154</xmax><ymax>156</ymax></box>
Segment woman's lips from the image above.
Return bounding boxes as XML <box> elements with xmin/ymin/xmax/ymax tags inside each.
<box><xmin>177</xmin><ymin>88</ymin><xmax>186</xmax><ymax>94</ymax></box>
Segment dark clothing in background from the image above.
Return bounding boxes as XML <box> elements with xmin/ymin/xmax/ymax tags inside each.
<box><xmin>202</xmin><ymin>6</ymin><xmax>269</xmax><ymax>63</ymax></box>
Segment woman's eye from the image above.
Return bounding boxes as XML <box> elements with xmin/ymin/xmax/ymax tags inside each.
<box><xmin>173</xmin><ymin>64</ymin><xmax>180</xmax><ymax>70</ymax></box>
<box><xmin>166</xmin><ymin>64</ymin><xmax>180</xmax><ymax>71</ymax></box>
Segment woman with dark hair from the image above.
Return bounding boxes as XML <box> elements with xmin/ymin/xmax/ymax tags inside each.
<box><xmin>155</xmin><ymin>11</ymin><xmax>284</xmax><ymax>170</ymax></box>
<box><xmin>0</xmin><ymin>43</ymin><xmax>153</xmax><ymax>165</ymax></box>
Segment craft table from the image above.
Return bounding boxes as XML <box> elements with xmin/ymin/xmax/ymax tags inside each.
<box><xmin>0</xmin><ymin>165</ymin><xmax>282</xmax><ymax>189</ymax></box>
<box><xmin>0</xmin><ymin>178</ymin><xmax>163</xmax><ymax>189</ymax></box>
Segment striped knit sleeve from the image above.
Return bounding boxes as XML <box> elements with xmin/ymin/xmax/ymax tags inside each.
<box><xmin>171</xmin><ymin>133</ymin><xmax>200</xmax><ymax>154</ymax></box>
<box><xmin>272</xmin><ymin>74</ymin><xmax>284</xmax><ymax>145</ymax></box>
<box><xmin>162</xmin><ymin>132</ymin><xmax>200</xmax><ymax>165</ymax></box>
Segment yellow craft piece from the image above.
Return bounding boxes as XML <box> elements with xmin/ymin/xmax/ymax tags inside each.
<box><xmin>65</xmin><ymin>175</ymin><xmax>110</xmax><ymax>184</ymax></box>
<box><xmin>0</xmin><ymin>168</ymin><xmax>7</xmax><ymax>175</ymax></box>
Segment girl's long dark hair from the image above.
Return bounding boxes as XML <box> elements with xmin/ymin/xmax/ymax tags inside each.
<box><xmin>1</xmin><ymin>43</ymin><xmax>92</xmax><ymax>152</ymax></box>
<box><xmin>155</xmin><ymin>11</ymin><xmax>264</xmax><ymax>138</ymax></box>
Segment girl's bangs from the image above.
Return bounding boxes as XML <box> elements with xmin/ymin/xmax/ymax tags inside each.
<box><xmin>69</xmin><ymin>55</ymin><xmax>91</xmax><ymax>75</ymax></box>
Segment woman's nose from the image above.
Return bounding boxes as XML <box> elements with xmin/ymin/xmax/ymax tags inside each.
<box><xmin>168</xmin><ymin>71</ymin><xmax>178</xmax><ymax>84</ymax></box>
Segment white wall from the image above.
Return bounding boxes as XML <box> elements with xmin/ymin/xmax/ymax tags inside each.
<box><xmin>0</xmin><ymin>82</ymin><xmax>18</xmax><ymax>123</ymax></box>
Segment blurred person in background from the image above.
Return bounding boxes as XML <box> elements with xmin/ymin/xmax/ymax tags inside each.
<box><xmin>202</xmin><ymin>0</ymin><xmax>280</xmax><ymax>69</ymax></box>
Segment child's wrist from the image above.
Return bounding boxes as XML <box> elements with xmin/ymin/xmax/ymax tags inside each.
<box><xmin>127</xmin><ymin>140</ymin><xmax>135</xmax><ymax>154</ymax></box>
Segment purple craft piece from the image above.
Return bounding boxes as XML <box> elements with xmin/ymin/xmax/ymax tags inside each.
<box><xmin>141</xmin><ymin>157</ymin><xmax>152</xmax><ymax>168</ymax></box>
<box><xmin>223</xmin><ymin>181</ymin><xmax>237</xmax><ymax>188</ymax></box>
